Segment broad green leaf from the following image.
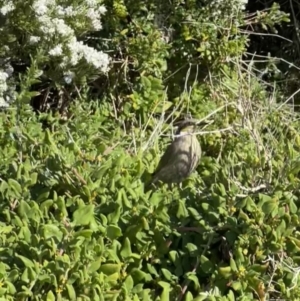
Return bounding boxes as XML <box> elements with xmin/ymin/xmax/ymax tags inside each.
<box><xmin>230</xmin><ymin>258</ymin><xmax>238</xmax><ymax>272</ymax></box>
<box><xmin>89</xmin><ymin>258</ymin><xmax>102</xmax><ymax>273</ymax></box>
<box><xmin>124</xmin><ymin>275</ymin><xmax>134</xmax><ymax>292</ymax></box>
<box><xmin>120</xmin><ymin>237</ymin><xmax>132</xmax><ymax>258</ymax></box>
<box><xmin>42</xmin><ymin>224</ymin><xmax>63</xmax><ymax>241</ymax></box>
<box><xmin>99</xmin><ymin>264</ymin><xmax>121</xmax><ymax>276</ymax></box>
<box><xmin>289</xmin><ymin>199</ymin><xmax>297</xmax><ymax>214</ymax></box>
<box><xmin>73</xmin><ymin>204</ymin><xmax>95</xmax><ymax>226</ymax></box>
<box><xmin>231</xmin><ymin>281</ymin><xmax>242</xmax><ymax>291</ymax></box>
<box><xmin>46</xmin><ymin>290</ymin><xmax>56</xmax><ymax>301</ymax></box>
<box><xmin>261</xmin><ymin>199</ymin><xmax>278</xmax><ymax>216</ymax></box>
<box><xmin>108</xmin><ymin>204</ymin><xmax>121</xmax><ymax>224</ymax></box>
<box><xmin>107</xmin><ymin>225</ymin><xmax>122</xmax><ymax>240</ymax></box>
<box><xmin>131</xmin><ymin>269</ymin><xmax>152</xmax><ymax>282</ymax></box>
<box><xmin>15</xmin><ymin>254</ymin><xmax>34</xmax><ymax>268</ymax></box>
<box><xmin>176</xmin><ymin>200</ymin><xmax>188</xmax><ymax>218</ymax></box>
<box><xmin>146</xmin><ymin>264</ymin><xmax>159</xmax><ymax>277</ymax></box>
<box><xmin>105</xmin><ymin>272</ymin><xmax>120</xmax><ymax>284</ymax></box>
<box><xmin>187</xmin><ymin>207</ymin><xmax>201</xmax><ymax>220</ymax></box>
<box><xmin>169</xmin><ymin>251</ymin><xmax>179</xmax><ymax>264</ymax></box>
<box><xmin>74</xmin><ymin>229</ymin><xmax>94</xmax><ymax>238</ymax></box>
<box><xmin>29</xmin><ymin>172</ymin><xmax>38</xmax><ymax>185</ymax></box>
<box><xmin>184</xmin><ymin>291</ymin><xmax>193</xmax><ymax>301</ymax></box>
<box><xmin>5</xmin><ymin>281</ymin><xmax>16</xmax><ymax>295</ymax></box>
<box><xmin>66</xmin><ymin>284</ymin><xmax>76</xmax><ymax>300</ymax></box>
<box><xmin>200</xmin><ymin>255</ymin><xmax>214</xmax><ymax>273</ymax></box>
<box><xmin>185</xmin><ymin>243</ymin><xmax>198</xmax><ymax>255</ymax></box>
<box><xmin>21</xmin><ymin>268</ymin><xmax>29</xmax><ymax>283</ymax></box>
<box><xmin>8</xmin><ymin>179</ymin><xmax>22</xmax><ymax>195</ymax></box>
<box><xmin>157</xmin><ymin>281</ymin><xmax>171</xmax><ymax>289</ymax></box>
<box><xmin>186</xmin><ymin>273</ymin><xmax>200</xmax><ymax>290</ymax></box>
<box><xmin>40</xmin><ymin>199</ymin><xmax>53</xmax><ymax>213</ymax></box>
<box><xmin>218</xmin><ymin>266</ymin><xmax>232</xmax><ymax>278</ymax></box>
<box><xmin>227</xmin><ymin>290</ymin><xmax>236</xmax><ymax>301</ymax></box>
<box><xmin>161</xmin><ymin>268</ymin><xmax>173</xmax><ymax>281</ymax></box>
<box><xmin>18</xmin><ymin>201</ymin><xmax>31</xmax><ymax>218</ymax></box>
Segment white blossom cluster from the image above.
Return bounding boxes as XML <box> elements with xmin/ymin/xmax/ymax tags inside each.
<box><xmin>0</xmin><ymin>63</ymin><xmax>15</xmax><ymax>108</ymax></box>
<box><xmin>208</xmin><ymin>0</ymin><xmax>248</xmax><ymax>18</ymax></box>
<box><xmin>33</xmin><ymin>0</ymin><xmax>110</xmax><ymax>73</ymax></box>
<box><xmin>0</xmin><ymin>0</ymin><xmax>110</xmax><ymax>76</ymax></box>
<box><xmin>0</xmin><ymin>1</ymin><xmax>15</xmax><ymax>15</ymax></box>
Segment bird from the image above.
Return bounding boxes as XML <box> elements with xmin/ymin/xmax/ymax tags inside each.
<box><xmin>146</xmin><ymin>119</ymin><xmax>201</xmax><ymax>191</ymax></box>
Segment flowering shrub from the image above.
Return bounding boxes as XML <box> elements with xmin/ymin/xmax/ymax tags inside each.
<box><xmin>0</xmin><ymin>0</ymin><xmax>110</xmax><ymax>107</ymax></box>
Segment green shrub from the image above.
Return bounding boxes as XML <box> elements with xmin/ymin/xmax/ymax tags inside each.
<box><xmin>1</xmin><ymin>73</ymin><xmax>300</xmax><ymax>299</ymax></box>
<box><xmin>0</xmin><ymin>1</ymin><xmax>298</xmax><ymax>301</ymax></box>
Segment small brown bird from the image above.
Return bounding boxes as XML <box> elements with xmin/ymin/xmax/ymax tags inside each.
<box><xmin>146</xmin><ymin>119</ymin><xmax>201</xmax><ymax>190</ymax></box>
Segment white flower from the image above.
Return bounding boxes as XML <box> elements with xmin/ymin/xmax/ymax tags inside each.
<box><xmin>56</xmin><ymin>5</ymin><xmax>65</xmax><ymax>16</ymax></box>
<box><xmin>80</xmin><ymin>45</ymin><xmax>110</xmax><ymax>71</ymax></box>
<box><xmin>0</xmin><ymin>97</ymin><xmax>9</xmax><ymax>108</ymax></box>
<box><xmin>33</xmin><ymin>2</ymin><xmax>48</xmax><ymax>15</ymax></box>
<box><xmin>5</xmin><ymin>64</ymin><xmax>13</xmax><ymax>76</ymax></box>
<box><xmin>64</xmin><ymin>6</ymin><xmax>76</xmax><ymax>17</ymax></box>
<box><xmin>53</xmin><ymin>18</ymin><xmax>74</xmax><ymax>36</ymax></box>
<box><xmin>32</xmin><ymin>0</ymin><xmax>56</xmax><ymax>16</ymax></box>
<box><xmin>0</xmin><ymin>71</ymin><xmax>9</xmax><ymax>82</ymax></box>
<box><xmin>86</xmin><ymin>8</ymin><xmax>102</xmax><ymax>30</ymax></box>
<box><xmin>98</xmin><ymin>6</ymin><xmax>107</xmax><ymax>14</ymax></box>
<box><xmin>29</xmin><ymin>36</ymin><xmax>41</xmax><ymax>44</ymax></box>
<box><xmin>86</xmin><ymin>0</ymin><xmax>98</xmax><ymax>6</ymax></box>
<box><xmin>0</xmin><ymin>3</ymin><xmax>15</xmax><ymax>15</ymax></box>
<box><xmin>49</xmin><ymin>44</ymin><xmax>63</xmax><ymax>56</ymax></box>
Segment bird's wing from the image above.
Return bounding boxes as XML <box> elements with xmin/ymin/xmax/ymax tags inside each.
<box><xmin>188</xmin><ymin>136</ymin><xmax>201</xmax><ymax>174</ymax></box>
<box><xmin>152</xmin><ymin>138</ymin><xmax>177</xmax><ymax>176</ymax></box>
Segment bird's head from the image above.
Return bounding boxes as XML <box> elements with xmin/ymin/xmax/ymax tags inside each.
<box><xmin>175</xmin><ymin>120</ymin><xmax>197</xmax><ymax>135</ymax></box>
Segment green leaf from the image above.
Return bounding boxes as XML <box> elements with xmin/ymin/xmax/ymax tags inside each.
<box><xmin>176</xmin><ymin>200</ymin><xmax>188</xmax><ymax>218</ymax></box>
<box><xmin>147</xmin><ymin>264</ymin><xmax>159</xmax><ymax>277</ymax></box>
<box><xmin>230</xmin><ymin>258</ymin><xmax>238</xmax><ymax>272</ymax></box>
<box><xmin>131</xmin><ymin>269</ymin><xmax>152</xmax><ymax>282</ymax></box>
<box><xmin>73</xmin><ymin>204</ymin><xmax>95</xmax><ymax>226</ymax></box>
<box><xmin>15</xmin><ymin>254</ymin><xmax>34</xmax><ymax>268</ymax></box>
<box><xmin>5</xmin><ymin>281</ymin><xmax>16</xmax><ymax>295</ymax></box>
<box><xmin>227</xmin><ymin>289</ymin><xmax>236</xmax><ymax>301</ymax></box>
<box><xmin>66</xmin><ymin>284</ymin><xmax>76</xmax><ymax>300</ymax></box>
<box><xmin>107</xmin><ymin>225</ymin><xmax>122</xmax><ymax>240</ymax></box>
<box><xmin>218</xmin><ymin>266</ymin><xmax>232</xmax><ymax>278</ymax></box>
<box><xmin>187</xmin><ymin>207</ymin><xmax>201</xmax><ymax>220</ymax></box>
<box><xmin>124</xmin><ymin>275</ymin><xmax>134</xmax><ymax>292</ymax></box>
<box><xmin>42</xmin><ymin>224</ymin><xmax>63</xmax><ymax>241</ymax></box>
<box><xmin>108</xmin><ymin>204</ymin><xmax>121</xmax><ymax>224</ymax></box>
<box><xmin>231</xmin><ymin>281</ymin><xmax>242</xmax><ymax>291</ymax></box>
<box><xmin>40</xmin><ymin>199</ymin><xmax>53</xmax><ymax>213</ymax></box>
<box><xmin>185</xmin><ymin>243</ymin><xmax>198</xmax><ymax>255</ymax></box>
<box><xmin>46</xmin><ymin>290</ymin><xmax>56</xmax><ymax>301</ymax></box>
<box><xmin>261</xmin><ymin>199</ymin><xmax>278</xmax><ymax>216</ymax></box>
<box><xmin>74</xmin><ymin>229</ymin><xmax>94</xmax><ymax>238</ymax></box>
<box><xmin>186</xmin><ymin>273</ymin><xmax>200</xmax><ymax>290</ymax></box>
<box><xmin>21</xmin><ymin>268</ymin><xmax>29</xmax><ymax>283</ymax></box>
<box><xmin>29</xmin><ymin>172</ymin><xmax>38</xmax><ymax>185</ymax></box>
<box><xmin>289</xmin><ymin>199</ymin><xmax>297</xmax><ymax>214</ymax></box>
<box><xmin>200</xmin><ymin>255</ymin><xmax>214</xmax><ymax>273</ymax></box>
<box><xmin>99</xmin><ymin>264</ymin><xmax>121</xmax><ymax>276</ymax></box>
<box><xmin>184</xmin><ymin>291</ymin><xmax>193</xmax><ymax>301</ymax></box>
<box><xmin>120</xmin><ymin>237</ymin><xmax>132</xmax><ymax>258</ymax></box>
<box><xmin>89</xmin><ymin>258</ymin><xmax>102</xmax><ymax>273</ymax></box>
<box><xmin>161</xmin><ymin>268</ymin><xmax>173</xmax><ymax>281</ymax></box>
<box><xmin>17</xmin><ymin>201</ymin><xmax>31</xmax><ymax>218</ymax></box>
<box><xmin>8</xmin><ymin>179</ymin><xmax>22</xmax><ymax>195</ymax></box>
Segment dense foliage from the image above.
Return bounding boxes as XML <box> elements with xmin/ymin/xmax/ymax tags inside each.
<box><xmin>0</xmin><ymin>0</ymin><xmax>300</xmax><ymax>301</ymax></box>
